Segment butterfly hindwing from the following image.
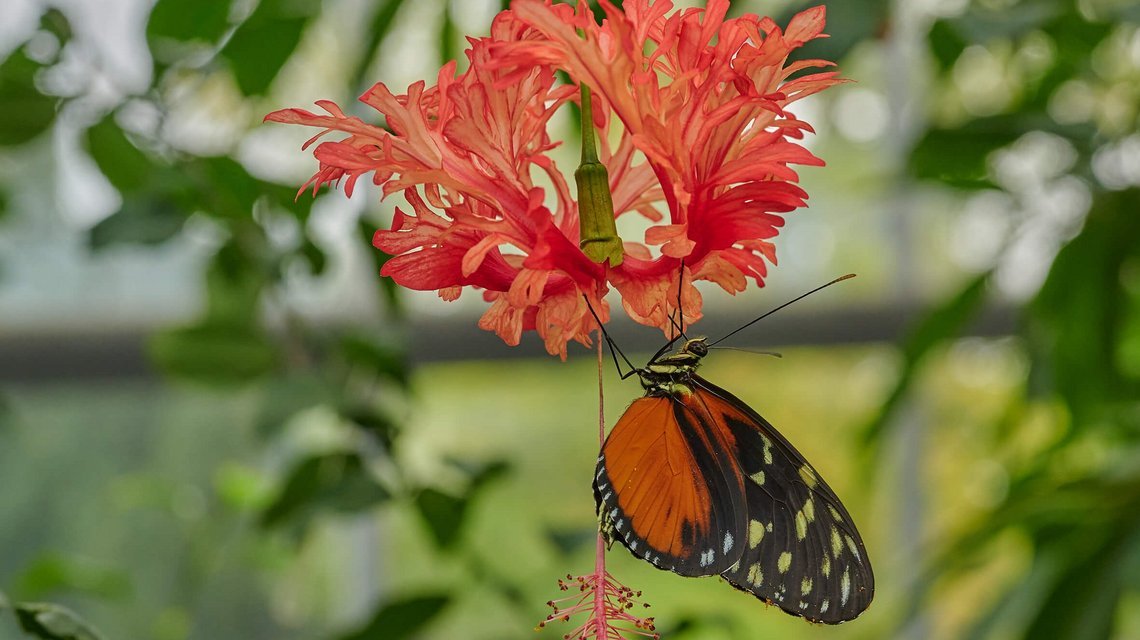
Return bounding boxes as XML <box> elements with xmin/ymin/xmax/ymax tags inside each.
<box><xmin>595</xmin><ymin>395</ymin><xmax>747</xmax><ymax>575</ymax></box>
<box><xmin>691</xmin><ymin>377</ymin><xmax>874</xmax><ymax>623</ymax></box>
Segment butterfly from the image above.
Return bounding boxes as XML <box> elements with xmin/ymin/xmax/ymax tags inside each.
<box><xmin>589</xmin><ymin>275</ymin><xmax>874</xmax><ymax>624</ymax></box>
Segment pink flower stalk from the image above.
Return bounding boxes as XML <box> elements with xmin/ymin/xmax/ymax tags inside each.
<box><xmin>539</xmin><ymin>571</ymin><xmax>658</xmax><ymax>640</ymax></box>
<box><xmin>266</xmin><ymin>1</ymin><xmax>841</xmax><ymax>357</ymax></box>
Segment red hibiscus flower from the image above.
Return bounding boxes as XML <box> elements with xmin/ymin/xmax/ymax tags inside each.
<box><xmin>266</xmin><ymin>0</ymin><xmax>841</xmax><ymax>357</ymax></box>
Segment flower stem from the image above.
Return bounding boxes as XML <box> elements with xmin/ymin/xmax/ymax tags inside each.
<box><xmin>594</xmin><ymin>331</ymin><xmax>609</xmax><ymax>637</ymax></box>
<box><xmin>536</xmin><ymin>339</ymin><xmax>659</xmax><ymax>638</ymax></box>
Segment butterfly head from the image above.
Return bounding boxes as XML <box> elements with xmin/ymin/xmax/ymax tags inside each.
<box><xmin>638</xmin><ymin>337</ymin><xmax>710</xmax><ymax>395</ymax></box>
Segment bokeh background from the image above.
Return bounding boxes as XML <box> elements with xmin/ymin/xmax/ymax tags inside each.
<box><xmin>1</xmin><ymin>0</ymin><xmax>1139</xmax><ymax>639</ymax></box>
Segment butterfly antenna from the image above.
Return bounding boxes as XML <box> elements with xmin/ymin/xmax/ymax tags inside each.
<box><xmin>708</xmin><ymin>274</ymin><xmax>856</xmax><ymax>347</ymax></box>
<box><xmin>583</xmin><ymin>295</ymin><xmax>639</xmax><ymax>379</ymax></box>
<box><xmin>665</xmin><ymin>257</ymin><xmax>688</xmax><ymax>339</ymax></box>
<box><xmin>708</xmin><ymin>346</ymin><xmax>784</xmax><ymax>358</ymax></box>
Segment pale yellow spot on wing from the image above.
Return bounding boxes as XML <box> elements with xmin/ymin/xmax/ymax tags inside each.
<box><xmin>828</xmin><ymin>505</ymin><xmax>842</xmax><ymax>520</ymax></box>
<box><xmin>747</xmin><ymin>563</ymin><xmax>763</xmax><ymax>586</ymax></box>
<box><xmin>822</xmin><ymin>554</ymin><xmax>832</xmax><ymax>578</ymax></box>
<box><xmin>841</xmin><ymin>568</ymin><xmax>852</xmax><ymax>606</ymax></box>
<box><xmin>748</xmin><ymin>520</ymin><xmax>765</xmax><ymax>549</ymax></box>
<box><xmin>795</xmin><ymin>511</ymin><xmax>808</xmax><ymax>540</ymax></box>
<box><xmin>798</xmin><ymin>465</ymin><xmax>818</xmax><ymax>487</ymax></box>
<box><xmin>831</xmin><ymin>528</ymin><xmax>843</xmax><ymax>556</ymax></box>
<box><xmin>803</xmin><ymin>498</ymin><xmax>816</xmax><ymax>523</ymax></box>
<box><xmin>801</xmin><ymin>577</ymin><xmax>813</xmax><ymax>595</ymax></box>
<box><xmin>778</xmin><ymin>552</ymin><xmax>792</xmax><ymax>573</ymax></box>
<box><xmin>846</xmin><ymin>535</ymin><xmax>861</xmax><ymax>561</ymax></box>
<box><xmin>760</xmin><ymin>435</ymin><xmax>773</xmax><ymax>464</ymax></box>
<box><xmin>749</xmin><ymin>470</ymin><xmax>765</xmax><ymax>485</ymax></box>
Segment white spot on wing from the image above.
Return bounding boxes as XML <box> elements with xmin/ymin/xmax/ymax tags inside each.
<box><xmin>723</xmin><ymin>532</ymin><xmax>734</xmax><ymax>554</ymax></box>
<box><xmin>841</xmin><ymin>568</ymin><xmax>852</xmax><ymax>607</ymax></box>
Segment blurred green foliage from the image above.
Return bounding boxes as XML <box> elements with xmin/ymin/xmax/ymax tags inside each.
<box><xmin>0</xmin><ymin>0</ymin><xmax>1137</xmax><ymax>639</ymax></box>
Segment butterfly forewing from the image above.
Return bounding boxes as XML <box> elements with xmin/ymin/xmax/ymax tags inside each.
<box><xmin>595</xmin><ymin>395</ymin><xmax>747</xmax><ymax>575</ymax></box>
<box><xmin>691</xmin><ymin>377</ymin><xmax>874</xmax><ymax>623</ymax></box>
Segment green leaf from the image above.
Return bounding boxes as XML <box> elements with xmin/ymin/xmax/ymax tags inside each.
<box><xmin>255</xmin><ymin>373</ymin><xmax>329</xmax><ymax>435</ymax></box>
<box><xmin>85</xmin><ymin>116</ymin><xmax>155</xmax><ymax>193</ymax></box>
<box><xmin>220</xmin><ymin>0</ymin><xmax>313</xmax><ymax>96</ymax></box>
<box><xmin>0</xmin><ymin>49</ymin><xmax>57</xmax><ymax>146</ymax></box>
<box><xmin>862</xmin><ymin>272</ymin><xmax>991</xmax><ymax>446</ymax></box>
<box><xmin>446</xmin><ymin>458</ymin><xmax>509</xmax><ymax>491</ymax></box>
<box><xmin>39</xmin><ymin>9</ymin><xmax>73</xmax><ymax>46</ymax></box>
<box><xmin>147</xmin><ymin>0</ymin><xmax>232</xmax><ymax>45</ymax></box>
<box><xmin>944</xmin><ymin>0</ymin><xmax>1059</xmax><ymax>43</ymax></box>
<box><xmin>545</xmin><ymin>527</ymin><xmax>597</xmax><ymax>556</ymax></box>
<box><xmin>203</xmin><ymin>234</ymin><xmax>270</xmax><ymax>323</ymax></box>
<box><xmin>340</xmin><ymin>405</ymin><xmax>398</xmax><ymax>450</ymax></box>
<box><xmin>1030</xmin><ymin>188</ymin><xmax>1140</xmax><ymax>422</ymax></box>
<box><xmin>352</xmin><ymin>0</ymin><xmax>407</xmax><ymax>89</ymax></box>
<box><xmin>260</xmin><ymin>452</ymin><xmax>390</xmax><ymax>528</ymax></box>
<box><xmin>414</xmin><ymin>460</ymin><xmax>508</xmax><ymax>549</ymax></box>
<box><xmin>910</xmin><ymin>120</ymin><xmax>1021</xmax><ymax>188</ymax></box>
<box><xmin>336</xmin><ymin>594</ymin><xmax>449</xmax><ymax>640</ymax></box>
<box><xmin>299</xmin><ymin>237</ymin><xmax>327</xmax><ymax>275</ymax></box>
<box><xmin>359</xmin><ymin>218</ymin><xmax>403</xmax><ymax>316</ymax></box>
<box><xmin>779</xmin><ymin>0</ymin><xmax>889</xmax><ymax>65</ymax></box>
<box><xmin>414</xmin><ymin>488</ymin><xmax>467</xmax><ymax>550</ymax></box>
<box><xmin>12</xmin><ymin>602</ymin><xmax>106</xmax><ymax>640</ymax></box>
<box><xmin>213</xmin><ymin>462</ymin><xmax>273</xmax><ymax>510</ymax></box>
<box><xmin>266</xmin><ymin>182</ymin><xmax>314</xmax><ymax>221</ymax></box>
<box><xmin>340</xmin><ymin>335</ymin><xmax>410</xmax><ymax>387</ymax></box>
<box><xmin>1022</xmin><ymin>525</ymin><xmax>1133</xmax><ymax>640</ymax></box>
<box><xmin>149</xmin><ymin>321</ymin><xmax>277</xmax><ymax>385</ymax></box>
<box><xmin>928</xmin><ymin>19</ymin><xmax>968</xmax><ymax>71</ymax></box>
<box><xmin>89</xmin><ymin>194</ymin><xmax>188</xmax><ymax>249</ymax></box>
<box><xmin>439</xmin><ymin>0</ymin><xmax>457</xmax><ymax>65</ymax></box>
<box><xmin>194</xmin><ymin>157</ymin><xmax>265</xmax><ymax>219</ymax></box>
<box><xmin>15</xmin><ymin>554</ymin><xmax>131</xmax><ymax>601</ymax></box>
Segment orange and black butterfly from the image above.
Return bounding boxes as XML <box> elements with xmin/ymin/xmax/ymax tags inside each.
<box><xmin>590</xmin><ymin>275</ymin><xmax>874</xmax><ymax>624</ymax></box>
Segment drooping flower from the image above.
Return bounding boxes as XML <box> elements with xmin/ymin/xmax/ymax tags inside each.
<box><xmin>266</xmin><ymin>0</ymin><xmax>841</xmax><ymax>357</ymax></box>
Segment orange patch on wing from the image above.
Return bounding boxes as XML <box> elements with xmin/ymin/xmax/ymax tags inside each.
<box><xmin>603</xmin><ymin>396</ymin><xmax>711</xmax><ymax>559</ymax></box>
